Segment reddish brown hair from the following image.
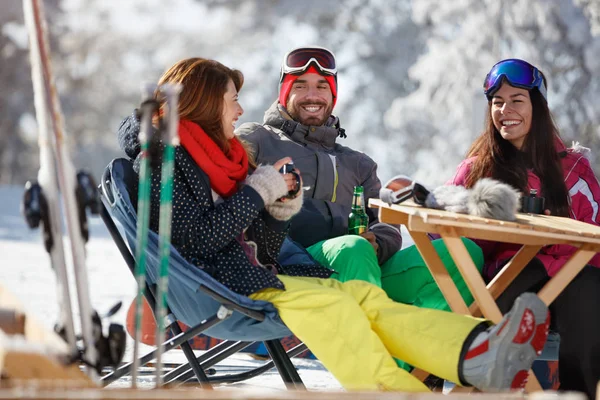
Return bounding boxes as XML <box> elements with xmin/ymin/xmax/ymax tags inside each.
<box><xmin>157</xmin><ymin>58</ymin><xmax>244</xmax><ymax>155</ymax></box>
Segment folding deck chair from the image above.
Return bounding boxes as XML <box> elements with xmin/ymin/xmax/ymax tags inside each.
<box><xmin>99</xmin><ymin>157</ymin><xmax>309</xmax><ymax>389</ymax></box>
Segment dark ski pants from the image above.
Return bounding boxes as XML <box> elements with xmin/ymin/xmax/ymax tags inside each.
<box><xmin>494</xmin><ymin>258</ymin><xmax>600</xmax><ymax>400</ymax></box>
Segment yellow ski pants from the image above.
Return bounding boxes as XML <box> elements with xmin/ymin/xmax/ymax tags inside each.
<box><xmin>250</xmin><ymin>275</ymin><xmax>482</xmax><ymax>392</ymax></box>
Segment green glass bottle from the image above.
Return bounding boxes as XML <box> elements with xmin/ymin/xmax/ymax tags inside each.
<box><xmin>348</xmin><ymin>185</ymin><xmax>369</xmax><ymax>235</ymax></box>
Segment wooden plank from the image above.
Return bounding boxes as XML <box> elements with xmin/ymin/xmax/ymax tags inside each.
<box><xmin>412</xmin><ymin>215</ymin><xmax>600</xmax><ymax>247</ymax></box>
<box><xmin>378</xmin><ymin>206</ymin><xmax>409</xmax><ymax>226</ymax></box>
<box><xmin>439</xmin><ymin>229</ymin><xmax>503</xmax><ymax>323</ymax></box>
<box><xmin>0</xmin><ymin>285</ymin><xmax>68</xmax><ymax>352</ymax></box>
<box><xmin>1</xmin><ymin>345</ymin><xmax>94</xmax><ymax>386</ymax></box>
<box><xmin>538</xmin><ymin>246</ymin><xmax>596</xmax><ymax>305</ymax></box>
<box><xmin>0</xmin><ymin>309</ymin><xmax>25</xmax><ymax>335</ymax></box>
<box><xmin>469</xmin><ymin>245</ymin><xmax>542</xmax><ymax>317</ymax></box>
<box><xmin>0</xmin><ymin>387</ymin><xmax>532</xmax><ymax>399</ymax></box>
<box><xmin>371</xmin><ymin>199</ymin><xmax>600</xmax><ymax>242</ymax></box>
<box><xmin>409</xmin><ymin>232</ymin><xmax>470</xmax><ymax>315</ymax></box>
<box><xmin>0</xmin><ymin>284</ymin><xmax>94</xmax><ymax>387</ymax></box>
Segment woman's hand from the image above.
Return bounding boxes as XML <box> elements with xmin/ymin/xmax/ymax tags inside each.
<box><xmin>273</xmin><ymin>157</ymin><xmax>302</xmax><ymax>202</ymax></box>
<box><xmin>272</xmin><ymin>157</ymin><xmax>292</xmax><ymax>172</ymax></box>
<box><xmin>263</xmin><ymin>157</ymin><xmax>304</xmax><ymax>221</ymax></box>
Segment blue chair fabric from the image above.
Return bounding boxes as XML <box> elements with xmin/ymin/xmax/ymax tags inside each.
<box><xmin>103</xmin><ymin>158</ymin><xmax>293</xmax><ymax>342</ymax></box>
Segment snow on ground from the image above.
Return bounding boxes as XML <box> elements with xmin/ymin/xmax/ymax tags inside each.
<box><xmin>0</xmin><ymin>185</ymin><xmax>342</xmax><ymax>391</ymax></box>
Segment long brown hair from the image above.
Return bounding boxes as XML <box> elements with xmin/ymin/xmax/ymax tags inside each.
<box><xmin>465</xmin><ymin>80</ymin><xmax>570</xmax><ymax>216</ymax></box>
<box><xmin>157</xmin><ymin>58</ymin><xmax>250</xmax><ymax>159</ymax></box>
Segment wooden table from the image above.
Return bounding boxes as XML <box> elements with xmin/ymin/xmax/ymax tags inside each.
<box><xmin>370</xmin><ymin>198</ymin><xmax>600</xmax><ymax>391</ymax></box>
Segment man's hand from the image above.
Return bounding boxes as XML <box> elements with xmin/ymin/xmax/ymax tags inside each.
<box><xmin>360</xmin><ymin>231</ymin><xmax>379</xmax><ymax>254</ymax></box>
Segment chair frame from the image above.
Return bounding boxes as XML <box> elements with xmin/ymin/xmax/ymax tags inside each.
<box><xmin>98</xmin><ymin>165</ymin><xmax>307</xmax><ymax>389</ymax></box>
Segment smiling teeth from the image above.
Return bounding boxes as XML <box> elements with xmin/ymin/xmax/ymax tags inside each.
<box><xmin>304</xmin><ymin>106</ymin><xmax>320</xmax><ymax>112</ymax></box>
<box><xmin>503</xmin><ymin>121</ymin><xmax>520</xmax><ymax>126</ymax></box>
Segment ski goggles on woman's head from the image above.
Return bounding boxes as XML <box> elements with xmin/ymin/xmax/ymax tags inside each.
<box><xmin>281</xmin><ymin>46</ymin><xmax>337</xmax><ymax>79</ymax></box>
<box><xmin>379</xmin><ymin>175</ymin><xmax>430</xmax><ymax>206</ymax></box>
<box><xmin>483</xmin><ymin>59</ymin><xmax>547</xmax><ymax>101</ymax></box>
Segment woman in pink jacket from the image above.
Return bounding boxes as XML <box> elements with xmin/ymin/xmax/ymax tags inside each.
<box><xmin>450</xmin><ymin>59</ymin><xmax>600</xmax><ymax>399</ymax></box>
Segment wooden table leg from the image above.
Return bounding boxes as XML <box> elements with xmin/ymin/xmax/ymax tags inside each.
<box><xmin>525</xmin><ymin>371</ymin><xmax>543</xmax><ymax>392</ymax></box>
<box><xmin>469</xmin><ymin>245</ymin><xmax>542</xmax><ymax>317</ymax></box>
<box><xmin>439</xmin><ymin>229</ymin><xmax>544</xmax><ymax>392</ymax></box>
<box><xmin>410</xmin><ymin>367</ymin><xmax>430</xmax><ymax>382</ymax></box>
<box><xmin>538</xmin><ymin>246</ymin><xmax>596</xmax><ymax>305</ymax></box>
<box><xmin>440</xmin><ymin>228</ymin><xmax>503</xmax><ymax>323</ymax></box>
<box><xmin>410</xmin><ymin>231</ymin><xmax>470</xmax><ymax>315</ymax></box>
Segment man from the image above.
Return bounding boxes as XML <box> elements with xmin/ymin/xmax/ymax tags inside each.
<box><xmin>237</xmin><ymin>44</ymin><xmax>484</xmax><ymax>314</ymax></box>
<box><xmin>237</xmin><ymin>47</ymin><xmax>487</xmax><ymax>371</ymax></box>
<box><xmin>236</xmin><ymin>46</ymin><xmax>402</xmax><ymax>287</ymax></box>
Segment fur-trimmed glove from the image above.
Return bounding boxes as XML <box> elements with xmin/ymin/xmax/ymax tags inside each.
<box><xmin>265</xmin><ymin>192</ymin><xmax>304</xmax><ymax>221</ymax></box>
<box><xmin>245</xmin><ymin>165</ymin><xmax>288</xmax><ymax>206</ymax></box>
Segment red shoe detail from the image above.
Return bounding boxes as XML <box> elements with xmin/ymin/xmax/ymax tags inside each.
<box><xmin>531</xmin><ymin>312</ymin><xmax>551</xmax><ymax>354</ymax></box>
<box><xmin>496</xmin><ymin>318</ymin><xmax>509</xmax><ymax>336</ymax></box>
<box><xmin>511</xmin><ymin>370</ymin><xmax>529</xmax><ymax>389</ymax></box>
<box><xmin>512</xmin><ymin>308</ymin><xmax>535</xmax><ymax>344</ymax></box>
<box><xmin>464</xmin><ymin>339</ymin><xmax>489</xmax><ymax>360</ymax></box>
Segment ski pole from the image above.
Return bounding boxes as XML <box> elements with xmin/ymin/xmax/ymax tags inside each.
<box><xmin>154</xmin><ymin>83</ymin><xmax>182</xmax><ymax>387</ymax></box>
<box><xmin>131</xmin><ymin>84</ymin><xmax>160</xmax><ymax>388</ymax></box>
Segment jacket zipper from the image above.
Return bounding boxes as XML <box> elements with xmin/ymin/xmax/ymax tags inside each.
<box><xmin>329</xmin><ymin>154</ymin><xmax>338</xmax><ymax>202</ymax></box>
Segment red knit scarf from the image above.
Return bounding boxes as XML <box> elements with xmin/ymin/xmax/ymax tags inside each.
<box><xmin>178</xmin><ymin>119</ymin><xmax>248</xmax><ymax>197</ymax></box>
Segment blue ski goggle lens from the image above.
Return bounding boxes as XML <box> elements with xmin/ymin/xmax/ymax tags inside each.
<box><xmin>282</xmin><ymin>47</ymin><xmax>337</xmax><ymax>77</ymax></box>
<box><xmin>483</xmin><ymin>59</ymin><xmax>547</xmax><ymax>101</ymax></box>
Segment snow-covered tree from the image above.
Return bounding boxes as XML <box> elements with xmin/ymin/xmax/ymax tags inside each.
<box><xmin>0</xmin><ymin>0</ymin><xmax>598</xmax><ymax>186</ymax></box>
<box><xmin>385</xmin><ymin>0</ymin><xmax>600</xmax><ymax>185</ymax></box>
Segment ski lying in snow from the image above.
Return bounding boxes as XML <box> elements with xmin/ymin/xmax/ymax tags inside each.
<box><xmin>21</xmin><ymin>0</ymin><xmax>125</xmax><ymax>380</ymax></box>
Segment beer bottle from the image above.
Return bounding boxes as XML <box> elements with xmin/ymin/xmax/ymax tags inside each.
<box><xmin>348</xmin><ymin>185</ymin><xmax>369</xmax><ymax>235</ymax></box>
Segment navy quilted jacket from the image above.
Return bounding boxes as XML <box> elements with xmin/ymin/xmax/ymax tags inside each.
<box><xmin>117</xmin><ymin>113</ymin><xmax>334</xmax><ymax>296</ymax></box>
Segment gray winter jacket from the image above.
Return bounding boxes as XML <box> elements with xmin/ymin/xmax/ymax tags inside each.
<box><xmin>236</xmin><ymin>101</ymin><xmax>401</xmax><ymax>264</ymax></box>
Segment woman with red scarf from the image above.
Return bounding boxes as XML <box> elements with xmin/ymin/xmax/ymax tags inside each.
<box><xmin>117</xmin><ymin>57</ymin><xmax>549</xmax><ymax>393</ymax></box>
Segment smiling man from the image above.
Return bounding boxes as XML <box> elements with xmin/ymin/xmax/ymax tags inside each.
<box><xmin>237</xmin><ymin>49</ymin><xmax>485</xmax><ymax>371</ymax></box>
<box><xmin>236</xmin><ymin>46</ymin><xmax>402</xmax><ymax>275</ymax></box>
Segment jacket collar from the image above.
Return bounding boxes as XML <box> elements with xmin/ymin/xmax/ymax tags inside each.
<box><xmin>262</xmin><ymin>101</ymin><xmax>344</xmax><ymax>150</ymax></box>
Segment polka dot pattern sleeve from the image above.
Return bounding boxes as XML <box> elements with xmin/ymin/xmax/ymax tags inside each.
<box><xmin>120</xmin><ymin>112</ymin><xmax>333</xmax><ymax>296</ymax></box>
<box><xmin>142</xmin><ymin>145</ymin><xmax>333</xmax><ymax>296</ymax></box>
<box><xmin>169</xmin><ymin>150</ymin><xmax>264</xmax><ymax>257</ymax></box>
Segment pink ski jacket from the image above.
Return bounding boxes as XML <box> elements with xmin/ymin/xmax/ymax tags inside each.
<box><xmin>449</xmin><ymin>141</ymin><xmax>600</xmax><ymax>279</ymax></box>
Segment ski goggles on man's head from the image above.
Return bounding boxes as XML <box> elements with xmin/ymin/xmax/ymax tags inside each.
<box><xmin>280</xmin><ymin>46</ymin><xmax>337</xmax><ymax>80</ymax></box>
<box><xmin>379</xmin><ymin>175</ymin><xmax>430</xmax><ymax>206</ymax></box>
<box><xmin>483</xmin><ymin>59</ymin><xmax>547</xmax><ymax>101</ymax></box>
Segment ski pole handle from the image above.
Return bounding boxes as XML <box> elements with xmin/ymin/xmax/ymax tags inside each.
<box><xmin>138</xmin><ymin>83</ymin><xmax>159</xmax><ymax>145</ymax></box>
<box><xmin>160</xmin><ymin>83</ymin><xmax>182</xmax><ymax>146</ymax></box>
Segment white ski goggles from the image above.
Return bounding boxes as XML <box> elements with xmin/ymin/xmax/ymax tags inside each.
<box><xmin>280</xmin><ymin>47</ymin><xmax>337</xmax><ymax>81</ymax></box>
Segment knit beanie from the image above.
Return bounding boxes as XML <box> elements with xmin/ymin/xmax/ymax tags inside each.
<box><xmin>278</xmin><ymin>65</ymin><xmax>337</xmax><ymax>109</ymax></box>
